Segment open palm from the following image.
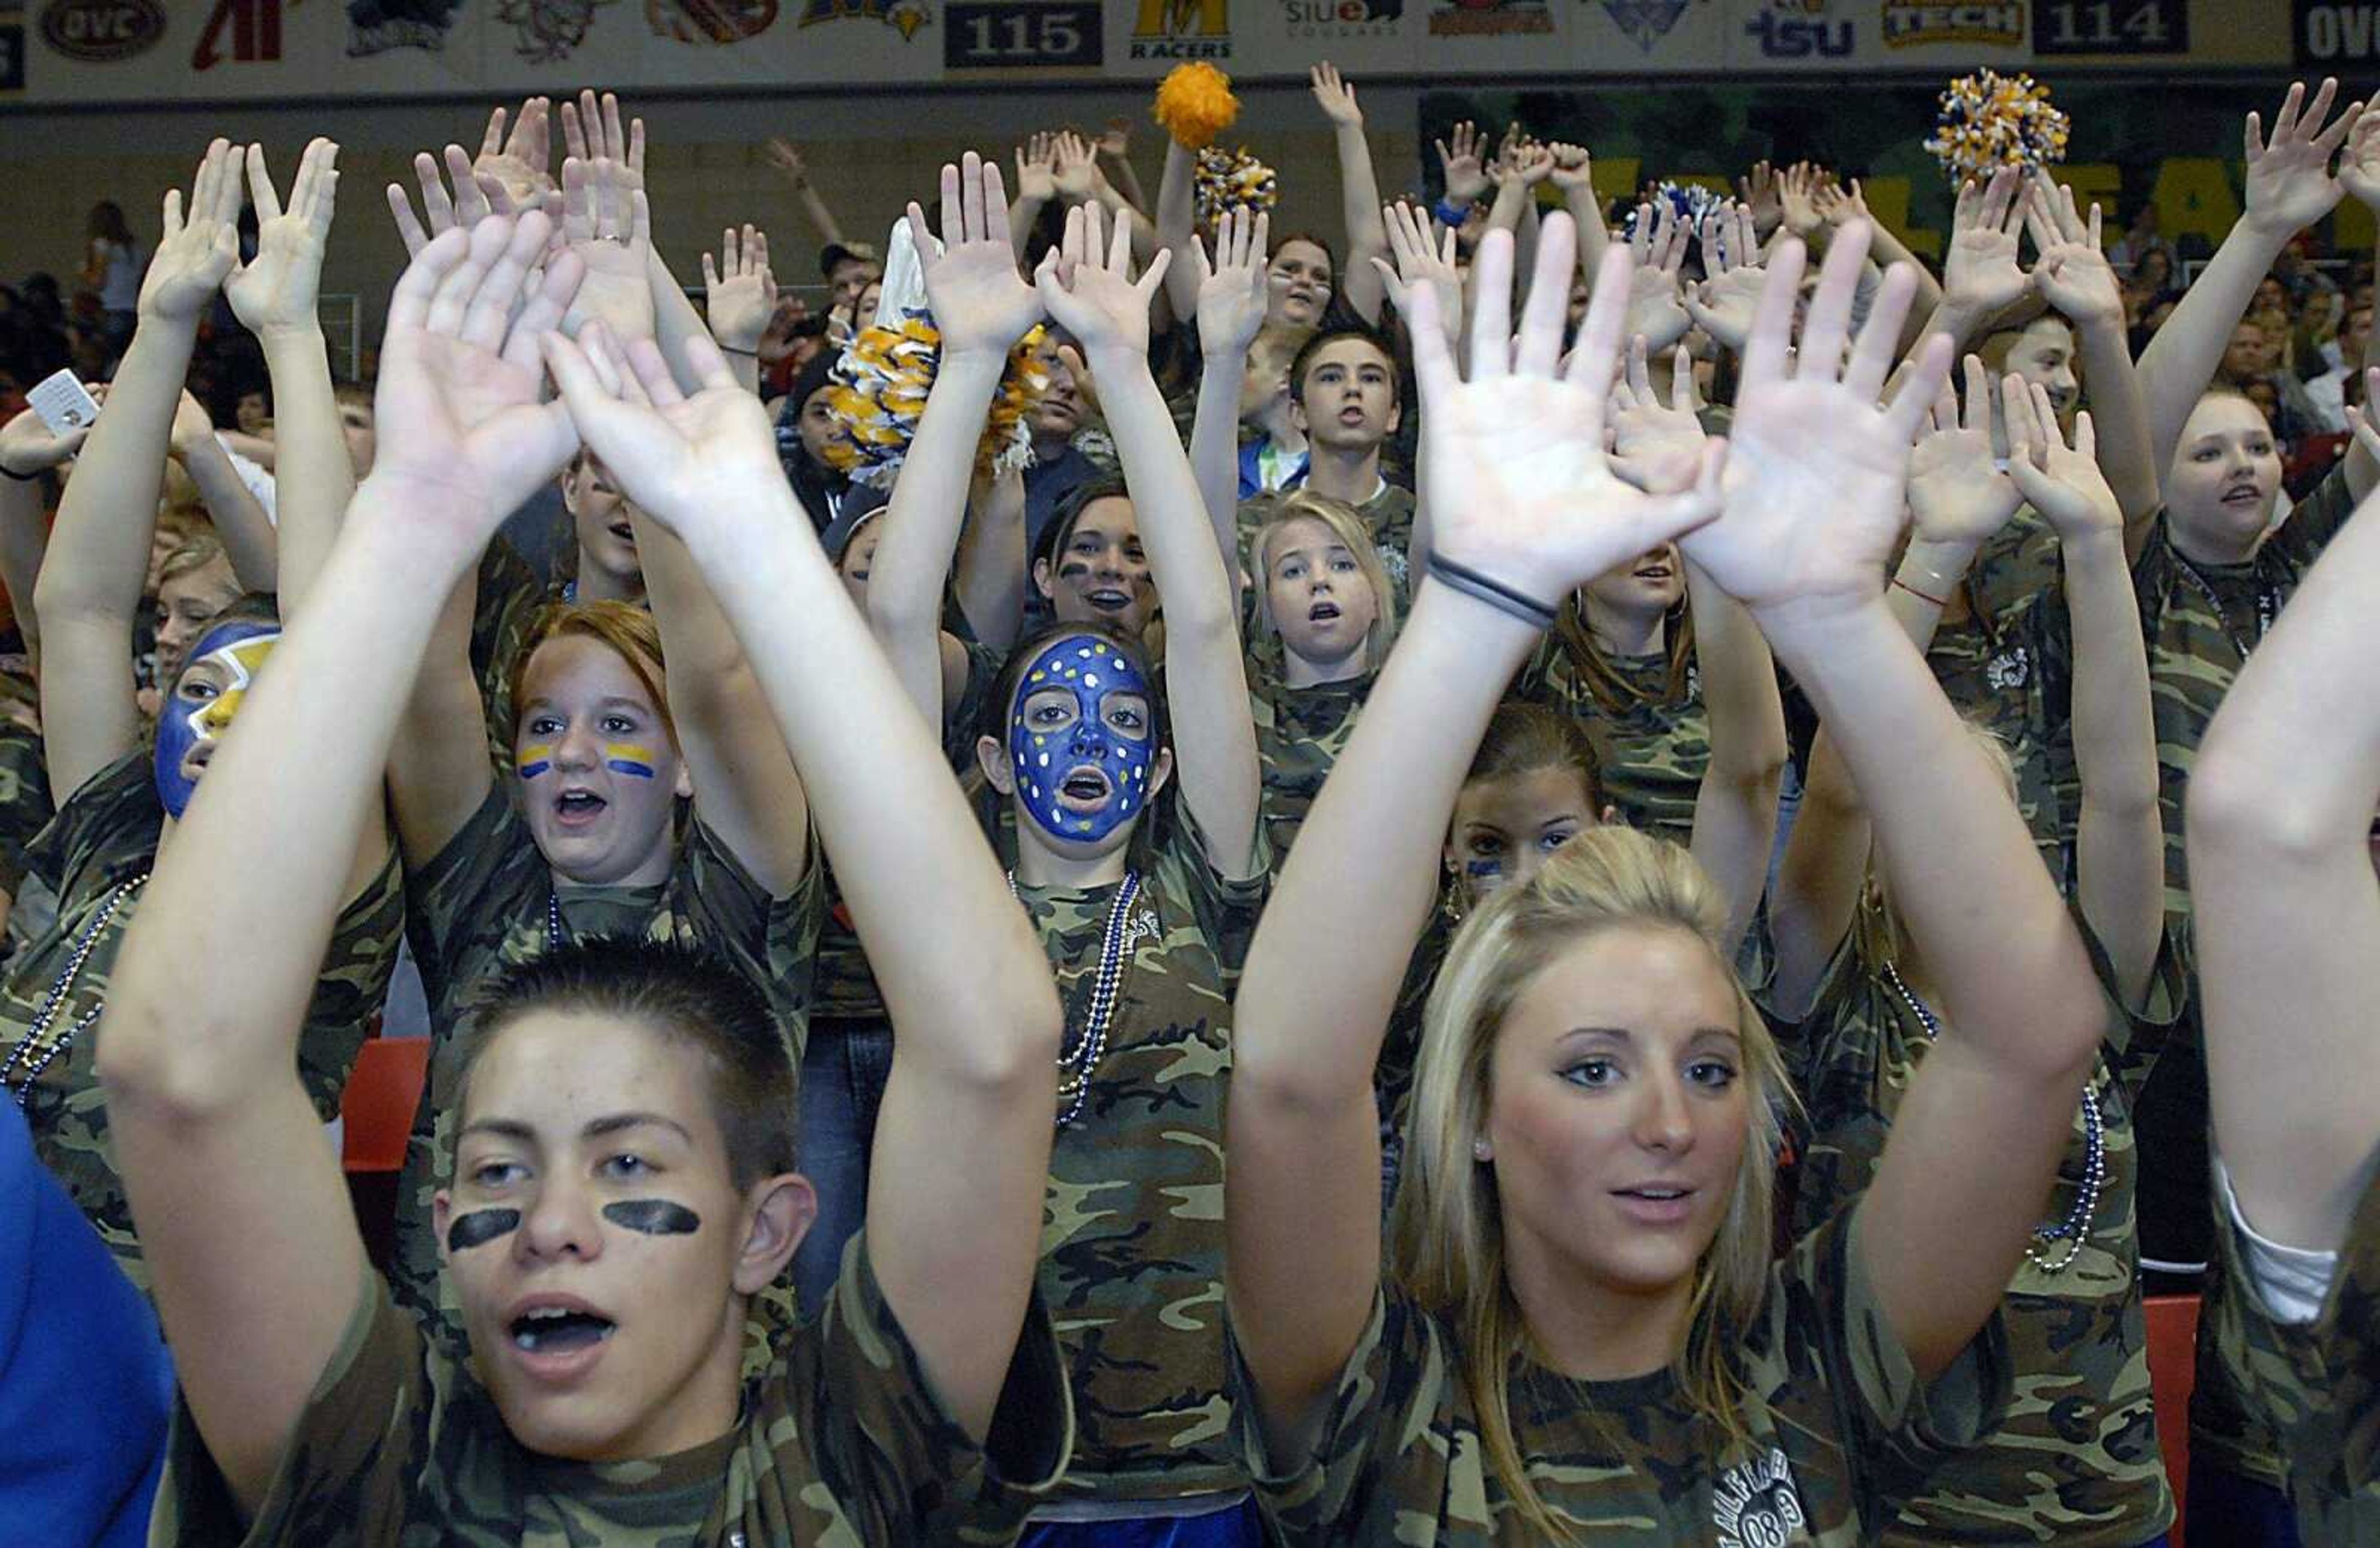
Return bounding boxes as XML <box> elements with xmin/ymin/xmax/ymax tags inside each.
<box><xmin>141</xmin><ymin>139</ymin><xmax>244</xmax><ymax>323</ymax></box>
<box><xmin>917</xmin><ymin>153</ymin><xmax>1042</xmax><ymax>359</ymax></box>
<box><xmin>226</xmin><ymin>140</ymin><xmax>337</xmax><ymax>337</ymax></box>
<box><xmin>2245</xmin><ymin>79</ymin><xmax>2360</xmax><ymax>238</ymax></box>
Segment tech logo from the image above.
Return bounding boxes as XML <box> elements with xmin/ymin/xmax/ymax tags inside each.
<box><xmin>1882</xmin><ymin>0</ymin><xmax>2021</xmax><ymax>45</ymax></box>
<box><xmin>1129</xmin><ymin>0</ymin><xmax>1228</xmax><ymax>59</ymax></box>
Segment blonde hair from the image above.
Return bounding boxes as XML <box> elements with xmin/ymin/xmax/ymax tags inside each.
<box><xmin>156</xmin><ymin>534</ymin><xmax>231</xmax><ymax>592</ymax></box>
<box><xmin>1249</xmin><ymin>491</ymin><xmax>1399</xmax><ymax>674</ymax></box>
<box><xmin>1388</xmin><ymin>826</ymin><xmax>1792</xmax><ymax>1542</ymax></box>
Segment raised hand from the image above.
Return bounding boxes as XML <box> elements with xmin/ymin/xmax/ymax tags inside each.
<box><xmin>1098</xmin><ymin>117</ymin><xmax>1133</xmax><ymax>161</ymax></box>
<box><xmin>560</xmin><ymin>89</ymin><xmax>646</xmax><ymax>200</ymax></box>
<box><xmin>1548</xmin><ymin>142</ymin><xmax>1595</xmax><ymax>198</ymax></box>
<box><xmin>1740</xmin><ymin>159</ymin><xmax>1783</xmax><ymax>239</ymax></box>
<box><xmin>1403</xmin><ymin>218</ymin><xmax>1721</xmax><ymax>612</ymax></box>
<box><xmin>139</xmin><ymin>139</ymin><xmax>244</xmax><ymax>323</ymax></box>
<box><xmin>703</xmin><ymin>224</ymin><xmax>777</xmax><ymax>354</ymax></box>
<box><xmin>1906</xmin><ymin>355</ymin><xmax>2022</xmax><ymax>549</ymax></box>
<box><xmin>2244</xmin><ymin>78</ymin><xmax>2362</xmax><ymax>240</ymax></box>
<box><xmin>1687</xmin><ymin>222</ymin><xmax>1950</xmax><ymax>617</ymax></box>
<box><xmin>1941</xmin><ymin>167</ymin><xmax>2032</xmax><ymax>321</ymax></box>
<box><xmin>1685</xmin><ymin>202</ymin><xmax>1765</xmax><ymax>352</ymax></box>
<box><xmin>226</xmin><ymin>139</ymin><xmax>338</xmax><ymax>339</ymax></box>
<box><xmin>543</xmin><ymin>324</ymin><xmax>782</xmax><ymax>551</ymax></box>
<box><xmin>473</xmin><ymin>97</ymin><xmax>555</xmax><ymax>213</ymax></box>
<box><xmin>0</xmin><ymin>401</ymin><xmax>92</xmax><ymax>476</ymax></box>
<box><xmin>1494</xmin><ymin>139</ymin><xmax>1554</xmax><ymax>190</ymax></box>
<box><xmin>2001</xmin><ymin>376</ymin><xmax>2119</xmax><ymax>540</ymax></box>
<box><xmin>2024</xmin><ymin>173</ymin><xmax>2120</xmax><ymax>330</ymax></box>
<box><xmin>1052</xmin><ymin>131</ymin><xmax>1099</xmax><ymax>200</ymax></box>
<box><xmin>1309</xmin><ymin>61</ymin><xmax>1362</xmax><ymax>128</ymax></box>
<box><xmin>560</xmin><ymin>151</ymin><xmax>656</xmax><ymax>343</ymax></box>
<box><xmin>1033</xmin><ymin>200</ymin><xmax>1169</xmax><ymax>358</ymax></box>
<box><xmin>369</xmin><ymin>212</ymin><xmax>584</xmax><ymax>545</ymax></box>
<box><xmin>765</xmin><ymin>136</ymin><xmax>809</xmax><ymax>187</ymax></box>
<box><xmin>387</xmin><ymin>143</ymin><xmax>511</xmax><ymax>258</ymax></box>
<box><xmin>1194</xmin><ymin>203</ymin><xmax>1270</xmax><ymax>359</ymax></box>
<box><xmin>912</xmin><ymin>151</ymin><xmax>1043</xmax><ymax>359</ymax></box>
<box><xmin>1014</xmin><ymin>132</ymin><xmax>1057</xmax><ymax>203</ymax></box>
<box><xmin>1810</xmin><ymin>175</ymin><xmax>1869</xmax><ymax>228</ymax></box>
<box><xmin>1778</xmin><ymin>161</ymin><xmax>1825</xmax><ymax>238</ymax></box>
<box><xmin>1372</xmin><ymin>200</ymin><xmax>1463</xmax><ymax>350</ymax></box>
<box><xmin>1624</xmin><ymin>199</ymin><xmax>1693</xmax><ymax>353</ymax></box>
<box><xmin>1607</xmin><ymin>338</ymin><xmax>1707</xmax><ymax>495</ymax></box>
<box><xmin>2336</xmin><ymin>96</ymin><xmax>2380</xmax><ymax>212</ymax></box>
<box><xmin>1435</xmin><ymin>120</ymin><xmax>1490</xmax><ymax>206</ymax></box>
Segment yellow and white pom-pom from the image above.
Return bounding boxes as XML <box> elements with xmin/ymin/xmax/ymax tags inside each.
<box><xmin>821</xmin><ymin>310</ymin><xmax>1050</xmax><ymax>488</ymax></box>
<box><xmin>1925</xmin><ymin>69</ymin><xmax>2069</xmax><ymax>183</ymax></box>
<box><xmin>1154</xmin><ymin>63</ymin><xmax>1238</xmax><ymax>151</ymax></box>
<box><xmin>1195</xmin><ymin>146</ymin><xmax>1278</xmax><ymax>226</ymax></box>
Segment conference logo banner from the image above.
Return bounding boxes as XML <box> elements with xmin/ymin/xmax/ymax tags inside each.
<box><xmin>2297</xmin><ymin>0</ymin><xmax>2380</xmax><ymax>67</ymax></box>
<box><xmin>37</xmin><ymin>0</ymin><xmax>162</xmax><ymax>61</ymax></box>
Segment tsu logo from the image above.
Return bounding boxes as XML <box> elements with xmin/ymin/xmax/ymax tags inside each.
<box><xmin>1744</xmin><ymin>0</ymin><xmax>1850</xmax><ymax>56</ymax></box>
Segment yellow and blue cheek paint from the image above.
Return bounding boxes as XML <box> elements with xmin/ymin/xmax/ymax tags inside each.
<box><xmin>518</xmin><ymin>743</ymin><xmax>556</xmax><ymax>781</ymax></box>
<box><xmin>514</xmin><ymin>742</ymin><xmax>658</xmax><ymax>780</ymax></box>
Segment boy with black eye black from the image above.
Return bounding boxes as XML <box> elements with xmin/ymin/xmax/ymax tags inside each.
<box><xmin>98</xmin><ymin>210</ymin><xmax>1072</xmax><ymax>1543</ymax></box>
<box><xmin>1236</xmin><ymin>325</ymin><xmax>1416</xmax><ymax>613</ymax></box>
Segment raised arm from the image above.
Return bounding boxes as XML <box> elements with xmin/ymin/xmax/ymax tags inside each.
<box><xmin>1039</xmin><ymin>201</ymin><xmax>1261</xmax><ymax>875</ymax></box>
<box><xmin>1695</xmin><ymin>226</ymin><xmax>2103</xmax><ymax>1381</ymax></box>
<box><xmin>227</xmin><ymin>139</ymin><xmax>349</xmax><ymax>613</ymax></box>
<box><xmin>1154</xmin><ymin>138</ymin><xmax>1202</xmax><ymax>327</ymax></box>
<box><xmin>165</xmin><ymin>394</ymin><xmax>276</xmax><ymax>590</ymax></box>
<box><xmin>1606</xmin><ymin>340</ymin><xmax>1784</xmax><ymax>956</ymax></box>
<box><xmin>1815</xmin><ymin>178</ymin><xmax>1943</xmax><ymax>323</ymax></box>
<box><xmin>1228</xmin><ymin>220</ymin><xmax>1722</xmax><ymax>1454</ymax></box>
<box><xmin>2024</xmin><ymin>175</ymin><xmax>2158</xmax><ymax>529</ymax></box>
<box><xmin>2003</xmin><ymin>380</ymin><xmax>2161</xmax><ymax>1011</ymax></box>
<box><xmin>700</xmin><ymin>226</ymin><xmax>776</xmax><ymax>397</ymax></box>
<box><xmin>866</xmin><ymin>155</ymin><xmax>1044</xmax><ymax>723</ymax></box>
<box><xmin>2332</xmin><ymin>109</ymin><xmax>2380</xmax><ymax>503</ymax></box>
<box><xmin>2139</xmin><ymin>81</ymin><xmax>2360</xmax><ymax>496</ymax></box>
<box><xmin>1095</xmin><ymin>118</ymin><xmax>1149</xmax><ymax>217</ymax></box>
<box><xmin>0</xmin><ymin>407</ymin><xmax>86</xmax><ymax>669</ymax></box>
<box><xmin>1188</xmin><ymin>207</ymin><xmax>1269</xmax><ymax>587</ymax></box>
<box><xmin>1309</xmin><ymin>64</ymin><xmax>1388</xmax><ymax>325</ymax></box>
<box><xmin>766</xmin><ymin>138</ymin><xmax>848</xmax><ymax>247</ymax></box>
<box><xmin>1011</xmin><ymin>134</ymin><xmax>1057</xmax><ymax>254</ymax></box>
<box><xmin>35</xmin><ymin>140</ymin><xmax>241</xmax><ymax>803</ymax></box>
<box><xmin>95</xmin><ymin>214</ymin><xmax>583</xmax><ymax>1519</ymax></box>
<box><xmin>1766</xmin><ymin>355</ymin><xmax>2021</xmax><ymax>1020</ymax></box>
<box><xmin>2186</xmin><ymin>374</ymin><xmax>2380</xmax><ymax>1254</ymax></box>
<box><xmin>545</xmin><ymin>322</ymin><xmax>1064</xmax><ymax>1446</ymax></box>
<box><xmin>1911</xmin><ymin>169</ymin><xmax>2030</xmax><ymax>366</ymax></box>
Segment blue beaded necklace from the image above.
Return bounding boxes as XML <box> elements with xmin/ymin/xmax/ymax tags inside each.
<box><xmin>1882</xmin><ymin>961</ymin><xmax>2106</xmax><ymax>1273</ymax></box>
<box><xmin>4</xmin><ymin>873</ymin><xmax>149</xmax><ymax>1107</ymax></box>
<box><xmin>1011</xmin><ymin>869</ymin><xmax>1140</xmax><ymax>1129</ymax></box>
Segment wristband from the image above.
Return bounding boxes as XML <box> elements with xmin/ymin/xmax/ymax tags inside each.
<box><xmin>1427</xmin><ymin>553</ymin><xmax>1558</xmax><ymax>631</ymax></box>
<box><xmin>0</xmin><ymin>464</ymin><xmax>41</xmax><ymax>483</ymax></box>
<box><xmin>1434</xmin><ymin>197</ymin><xmax>1476</xmax><ymax>229</ymax></box>
<box><xmin>1890</xmin><ymin>576</ymin><xmax>1948</xmax><ymax>609</ymax></box>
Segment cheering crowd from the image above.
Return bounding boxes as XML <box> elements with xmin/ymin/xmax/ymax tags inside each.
<box><xmin>0</xmin><ymin>68</ymin><xmax>2373</xmax><ymax>1548</ymax></box>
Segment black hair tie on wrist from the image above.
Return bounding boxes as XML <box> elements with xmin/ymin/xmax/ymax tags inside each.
<box><xmin>1426</xmin><ymin>553</ymin><xmax>1559</xmax><ymax>631</ymax></box>
<box><xmin>0</xmin><ymin>465</ymin><xmax>42</xmax><ymax>483</ymax></box>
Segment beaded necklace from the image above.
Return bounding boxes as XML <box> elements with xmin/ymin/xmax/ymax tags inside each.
<box><xmin>1010</xmin><ymin>869</ymin><xmax>1141</xmax><ymax>1128</ymax></box>
<box><xmin>547</xmin><ymin>889</ymin><xmax>564</xmax><ymax>949</ymax></box>
<box><xmin>2168</xmin><ymin>548</ymin><xmax>2278</xmax><ymax>666</ymax></box>
<box><xmin>1882</xmin><ymin>961</ymin><xmax>2105</xmax><ymax>1273</ymax></box>
<box><xmin>3</xmin><ymin>873</ymin><xmax>149</xmax><ymax>1108</ymax></box>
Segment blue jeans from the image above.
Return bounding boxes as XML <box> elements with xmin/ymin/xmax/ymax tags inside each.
<box><xmin>791</xmin><ymin>1018</ymin><xmax>893</xmax><ymax>1317</ymax></box>
<box><xmin>2186</xmin><ymin>1458</ymin><xmax>2302</xmax><ymax>1548</ymax></box>
<box><xmin>1021</xmin><ymin>1498</ymin><xmax>1264</xmax><ymax>1548</ymax></box>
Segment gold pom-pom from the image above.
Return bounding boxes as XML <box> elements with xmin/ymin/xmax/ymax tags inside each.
<box><xmin>1195</xmin><ymin>146</ymin><xmax>1278</xmax><ymax>226</ymax></box>
<box><xmin>819</xmin><ymin>311</ymin><xmax>1051</xmax><ymax>488</ymax></box>
<box><xmin>1153</xmin><ymin>63</ymin><xmax>1238</xmax><ymax>151</ymax></box>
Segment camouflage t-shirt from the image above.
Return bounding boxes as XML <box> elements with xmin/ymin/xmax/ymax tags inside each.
<box><xmin>1249</xmin><ymin>667</ymin><xmax>1372</xmax><ymax>876</ymax></box>
<box><xmin>1774</xmin><ymin>911</ymin><xmax>2186</xmax><ymax>1546</ymax></box>
<box><xmin>1010</xmin><ymin>810</ymin><xmax>1267</xmax><ymax>1505</ymax></box>
<box><xmin>1517</xmin><ymin>635</ymin><xmax>1704</xmax><ymax>843</ymax></box>
<box><xmin>1229</xmin><ymin>1207</ymin><xmax>2012</xmax><ymax>1544</ymax></box>
<box><xmin>148</xmin><ymin>1233</ymin><xmax>1074</xmax><ymax>1546</ymax></box>
<box><xmin>2209</xmin><ymin>1159</ymin><xmax>2380</xmax><ymax>1548</ymax></box>
<box><xmin>470</xmin><ymin>537</ymin><xmax>551</xmax><ymax>780</ymax></box>
<box><xmin>1235</xmin><ymin>482</ymin><xmax>1419</xmax><ymax>617</ymax></box>
<box><xmin>0</xmin><ymin>719</ymin><xmax>53</xmax><ymax>902</ymax></box>
<box><xmin>1925</xmin><ymin>596</ymin><xmax>2068</xmax><ymax>877</ymax></box>
<box><xmin>392</xmin><ymin>786</ymin><xmax>823</xmax><ymax>1345</ymax></box>
<box><xmin>2</xmin><ymin>750</ymin><xmax>403</xmax><ymax>1290</ymax></box>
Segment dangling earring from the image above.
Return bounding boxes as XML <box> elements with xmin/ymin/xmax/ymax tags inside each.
<box><xmin>1441</xmin><ymin>864</ymin><xmax>1469</xmax><ymax>925</ymax></box>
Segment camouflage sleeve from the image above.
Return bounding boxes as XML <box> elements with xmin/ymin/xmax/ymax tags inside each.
<box><xmin>470</xmin><ymin>536</ymin><xmax>549</xmax><ymax>778</ymax></box>
<box><xmin>774</xmin><ymin>1231</ymin><xmax>1073</xmax><ymax>1542</ymax></box>
<box><xmin>1783</xmin><ymin>1207</ymin><xmax>2016</xmax><ymax>1523</ymax></box>
<box><xmin>682</xmin><ymin>817</ymin><xmax>824</xmax><ymax>1063</ymax></box>
<box><xmin>402</xmin><ymin>783</ymin><xmax>539</xmax><ymax>1023</ymax></box>
<box><xmin>149</xmin><ymin>1274</ymin><xmax>428</xmax><ymax>1546</ymax></box>
<box><xmin>293</xmin><ymin>845</ymin><xmax>407</xmax><ymax>1123</ymax></box>
<box><xmin>2071</xmin><ymin>899</ymin><xmax>2189</xmax><ymax>1104</ymax></box>
<box><xmin>2211</xmin><ymin>1159</ymin><xmax>2380</xmax><ymax>1540</ymax></box>
<box><xmin>0</xmin><ymin>721</ymin><xmax>53</xmax><ymax>900</ymax></box>
<box><xmin>1158</xmin><ymin>794</ymin><xmax>1271</xmax><ymax>982</ymax></box>
<box><xmin>1225</xmin><ymin>1282</ymin><xmax>1445</xmax><ymax>1537</ymax></box>
<box><xmin>44</xmin><ymin>749</ymin><xmax>159</xmax><ymax>908</ymax></box>
<box><xmin>2269</xmin><ymin>461</ymin><xmax>2359</xmax><ymax>572</ymax></box>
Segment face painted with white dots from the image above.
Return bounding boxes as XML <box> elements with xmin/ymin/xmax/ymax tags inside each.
<box><xmin>1007</xmin><ymin>635</ymin><xmax>1157</xmax><ymax>843</ymax></box>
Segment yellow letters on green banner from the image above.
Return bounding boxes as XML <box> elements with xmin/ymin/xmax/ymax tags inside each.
<box><xmin>2050</xmin><ymin>164</ymin><xmax>2123</xmax><ymax>226</ymax></box>
<box><xmin>2151</xmin><ymin>159</ymin><xmax>2240</xmax><ymax>250</ymax></box>
<box><xmin>1858</xmin><ymin>177</ymin><xmax>1940</xmax><ymax>262</ymax></box>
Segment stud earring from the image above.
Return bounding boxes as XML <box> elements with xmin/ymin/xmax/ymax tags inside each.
<box><xmin>1472</xmin><ymin>1137</ymin><xmax>1492</xmax><ymax>1162</ymax></box>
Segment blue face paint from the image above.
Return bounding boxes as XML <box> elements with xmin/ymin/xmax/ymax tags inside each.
<box><xmin>1008</xmin><ymin>635</ymin><xmax>1156</xmax><ymax>844</ymax></box>
<box><xmin>153</xmin><ymin>619</ymin><xmax>280</xmax><ymax>819</ymax></box>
